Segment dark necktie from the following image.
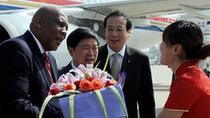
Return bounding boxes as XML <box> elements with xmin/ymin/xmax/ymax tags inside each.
<box><xmin>111</xmin><ymin>53</ymin><xmax>121</xmax><ymax>80</ymax></box>
<box><xmin>43</xmin><ymin>52</ymin><xmax>54</xmax><ymax>83</ymax></box>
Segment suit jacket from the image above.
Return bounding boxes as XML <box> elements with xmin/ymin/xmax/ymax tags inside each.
<box><xmin>96</xmin><ymin>44</ymin><xmax>156</xmax><ymax>118</ymax></box>
<box><xmin>0</xmin><ymin>31</ymin><xmax>63</xmax><ymax>118</ymax></box>
<box><xmin>58</xmin><ymin>62</ymin><xmax>73</xmax><ymax>77</ymax></box>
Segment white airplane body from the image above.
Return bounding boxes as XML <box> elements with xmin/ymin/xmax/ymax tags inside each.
<box><xmin>0</xmin><ymin>1</ymin><xmax>165</xmax><ymax>64</ymax></box>
<box><xmin>0</xmin><ymin>10</ymin><xmax>31</xmax><ymax>38</ymax></box>
<box><xmin>1</xmin><ymin>0</ymin><xmax>210</xmax><ymax>66</ymax></box>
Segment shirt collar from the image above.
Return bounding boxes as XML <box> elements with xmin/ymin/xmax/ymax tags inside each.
<box><xmin>175</xmin><ymin>59</ymin><xmax>199</xmax><ymax>76</ymax></box>
<box><xmin>29</xmin><ymin>30</ymin><xmax>45</xmax><ymax>54</ymax></box>
<box><xmin>71</xmin><ymin>61</ymin><xmax>77</xmax><ymax>69</ymax></box>
<box><xmin>107</xmin><ymin>45</ymin><xmax>126</xmax><ymax>57</ymax></box>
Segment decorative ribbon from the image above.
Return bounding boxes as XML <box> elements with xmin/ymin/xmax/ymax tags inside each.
<box><xmin>94</xmin><ymin>85</ymin><xmax>128</xmax><ymax>118</ymax></box>
<box><xmin>95</xmin><ymin>53</ymin><xmax>110</xmax><ymax>71</ymax></box>
<box><xmin>39</xmin><ymin>95</ymin><xmax>54</xmax><ymax>118</ymax></box>
<box><xmin>95</xmin><ymin>61</ymin><xmax>100</xmax><ymax>68</ymax></box>
<box><xmin>69</xmin><ymin>94</ymin><xmax>75</xmax><ymax>118</ymax></box>
<box><xmin>94</xmin><ymin>90</ymin><xmax>108</xmax><ymax>118</ymax></box>
<box><xmin>108</xmin><ymin>86</ymin><xmax>128</xmax><ymax>118</ymax></box>
<box><xmin>39</xmin><ymin>85</ymin><xmax>127</xmax><ymax>118</ymax></box>
<box><xmin>103</xmin><ymin>53</ymin><xmax>110</xmax><ymax>71</ymax></box>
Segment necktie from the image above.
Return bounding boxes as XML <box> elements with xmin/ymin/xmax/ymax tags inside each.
<box><xmin>43</xmin><ymin>52</ymin><xmax>54</xmax><ymax>83</ymax></box>
<box><xmin>111</xmin><ymin>53</ymin><xmax>121</xmax><ymax>80</ymax></box>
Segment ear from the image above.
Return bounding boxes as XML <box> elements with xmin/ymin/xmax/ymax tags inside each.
<box><xmin>127</xmin><ymin>28</ymin><xmax>133</xmax><ymax>38</ymax></box>
<box><xmin>127</xmin><ymin>28</ymin><xmax>133</xmax><ymax>34</ymax></box>
<box><xmin>34</xmin><ymin>17</ymin><xmax>42</xmax><ymax>29</ymax></box>
<box><xmin>172</xmin><ymin>44</ymin><xmax>183</xmax><ymax>56</ymax></box>
<box><xmin>68</xmin><ymin>47</ymin><xmax>74</xmax><ymax>56</ymax></box>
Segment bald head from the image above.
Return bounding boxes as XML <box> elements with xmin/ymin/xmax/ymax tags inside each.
<box><xmin>30</xmin><ymin>6</ymin><xmax>68</xmax><ymax>51</ymax></box>
<box><xmin>30</xmin><ymin>6</ymin><xmax>66</xmax><ymax>29</ymax></box>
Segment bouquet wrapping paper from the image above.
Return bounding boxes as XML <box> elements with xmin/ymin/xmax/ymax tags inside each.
<box><xmin>59</xmin><ymin>84</ymin><xmax>127</xmax><ymax>118</ymax></box>
<box><xmin>39</xmin><ymin>64</ymin><xmax>127</xmax><ymax>118</ymax></box>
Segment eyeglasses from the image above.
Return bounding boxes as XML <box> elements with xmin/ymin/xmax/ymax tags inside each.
<box><xmin>106</xmin><ymin>28</ymin><xmax>126</xmax><ymax>34</ymax></box>
<box><xmin>76</xmin><ymin>45</ymin><xmax>99</xmax><ymax>52</ymax></box>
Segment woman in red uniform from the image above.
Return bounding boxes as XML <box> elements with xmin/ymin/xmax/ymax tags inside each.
<box><xmin>158</xmin><ymin>20</ymin><xmax>210</xmax><ymax>118</ymax></box>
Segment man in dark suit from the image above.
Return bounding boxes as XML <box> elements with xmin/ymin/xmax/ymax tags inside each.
<box><xmin>58</xmin><ymin>27</ymin><xmax>99</xmax><ymax>76</ymax></box>
<box><xmin>0</xmin><ymin>6</ymin><xmax>68</xmax><ymax>118</ymax></box>
<box><xmin>96</xmin><ymin>11</ymin><xmax>156</xmax><ymax>118</ymax></box>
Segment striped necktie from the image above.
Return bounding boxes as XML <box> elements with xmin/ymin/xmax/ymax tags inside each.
<box><xmin>111</xmin><ymin>53</ymin><xmax>121</xmax><ymax>80</ymax></box>
<box><xmin>43</xmin><ymin>52</ymin><xmax>54</xmax><ymax>83</ymax></box>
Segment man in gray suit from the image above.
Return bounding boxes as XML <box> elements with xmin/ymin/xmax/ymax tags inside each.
<box><xmin>96</xmin><ymin>11</ymin><xmax>155</xmax><ymax>118</ymax></box>
<box><xmin>0</xmin><ymin>6</ymin><xmax>68</xmax><ymax>118</ymax></box>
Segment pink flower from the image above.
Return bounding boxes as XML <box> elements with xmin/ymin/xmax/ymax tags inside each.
<box><xmin>48</xmin><ymin>64</ymin><xmax>122</xmax><ymax>95</ymax></box>
<box><xmin>49</xmin><ymin>83</ymin><xmax>61</xmax><ymax>95</ymax></box>
<box><xmin>105</xmin><ymin>79</ymin><xmax>117</xmax><ymax>87</ymax></box>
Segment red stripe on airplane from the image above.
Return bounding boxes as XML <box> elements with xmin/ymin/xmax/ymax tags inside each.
<box><xmin>30</xmin><ymin>0</ymin><xmax>83</xmax><ymax>5</ymax></box>
<box><xmin>148</xmin><ymin>16</ymin><xmax>176</xmax><ymax>23</ymax></box>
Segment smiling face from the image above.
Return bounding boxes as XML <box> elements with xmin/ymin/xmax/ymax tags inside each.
<box><xmin>159</xmin><ymin>41</ymin><xmax>174</xmax><ymax>65</ymax></box>
<box><xmin>105</xmin><ymin>16</ymin><xmax>131</xmax><ymax>52</ymax></box>
<box><xmin>42</xmin><ymin>13</ymin><xmax>68</xmax><ymax>51</ymax></box>
<box><xmin>70</xmin><ymin>38</ymin><xmax>99</xmax><ymax>67</ymax></box>
<box><xmin>159</xmin><ymin>40</ymin><xmax>184</xmax><ymax>71</ymax></box>
<box><xmin>33</xmin><ymin>7</ymin><xmax>68</xmax><ymax>51</ymax></box>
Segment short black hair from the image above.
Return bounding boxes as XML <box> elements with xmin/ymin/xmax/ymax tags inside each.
<box><xmin>67</xmin><ymin>27</ymin><xmax>99</xmax><ymax>48</ymax></box>
<box><xmin>104</xmin><ymin>11</ymin><xmax>132</xmax><ymax>31</ymax></box>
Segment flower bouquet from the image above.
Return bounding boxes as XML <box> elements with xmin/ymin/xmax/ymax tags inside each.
<box><xmin>39</xmin><ymin>64</ymin><xmax>128</xmax><ymax>118</ymax></box>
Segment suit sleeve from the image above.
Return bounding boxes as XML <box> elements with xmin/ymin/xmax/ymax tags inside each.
<box><xmin>138</xmin><ymin>55</ymin><xmax>156</xmax><ymax>118</ymax></box>
<box><xmin>0</xmin><ymin>41</ymin><xmax>39</xmax><ymax>118</ymax></box>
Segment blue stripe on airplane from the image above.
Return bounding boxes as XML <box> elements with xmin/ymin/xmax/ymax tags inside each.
<box><xmin>134</xmin><ymin>25</ymin><xmax>164</xmax><ymax>32</ymax></box>
<box><xmin>0</xmin><ymin>4</ymin><xmax>25</xmax><ymax>10</ymax></box>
